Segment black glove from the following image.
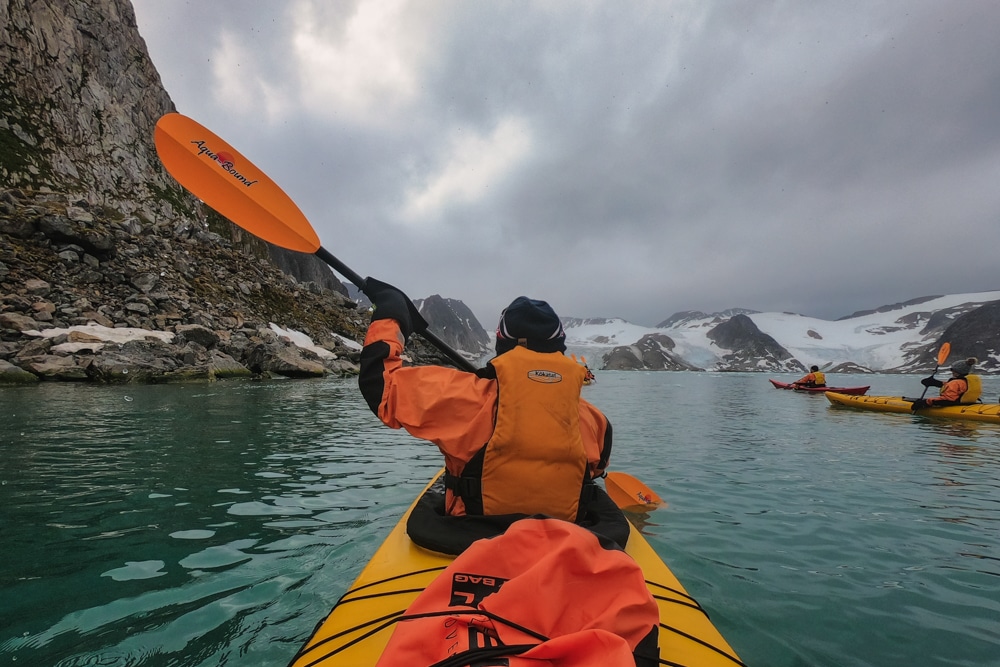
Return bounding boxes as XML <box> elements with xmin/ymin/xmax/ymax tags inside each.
<box><xmin>920</xmin><ymin>376</ymin><xmax>943</xmax><ymax>388</ymax></box>
<box><xmin>362</xmin><ymin>277</ymin><xmax>428</xmax><ymax>339</ymax></box>
<box><xmin>910</xmin><ymin>398</ymin><xmax>928</xmax><ymax>411</ymax></box>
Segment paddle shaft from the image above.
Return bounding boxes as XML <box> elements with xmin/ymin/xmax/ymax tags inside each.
<box><xmin>315</xmin><ymin>247</ymin><xmax>477</xmax><ymax>373</ymax></box>
<box><xmin>918</xmin><ymin>342</ymin><xmax>951</xmax><ymax>399</ymax></box>
<box><xmin>918</xmin><ymin>368</ymin><xmax>940</xmax><ymax>400</ymax></box>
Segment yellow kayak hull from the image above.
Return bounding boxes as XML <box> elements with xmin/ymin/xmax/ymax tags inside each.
<box><xmin>289</xmin><ymin>473</ymin><xmax>743</xmax><ymax>667</ymax></box>
<box><xmin>825</xmin><ymin>392</ymin><xmax>1000</xmax><ymax>424</ymax></box>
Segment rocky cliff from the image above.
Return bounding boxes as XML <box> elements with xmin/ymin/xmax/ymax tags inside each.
<box><xmin>0</xmin><ymin>0</ymin><xmax>376</xmax><ymax>383</ymax></box>
<box><xmin>1</xmin><ymin>0</ymin><xmax>177</xmax><ymax>217</ymax></box>
<box><xmin>602</xmin><ymin>314</ymin><xmax>801</xmax><ymax>373</ymax></box>
<box><xmin>602</xmin><ymin>333</ymin><xmax>700</xmax><ymax>371</ymax></box>
<box><xmin>414</xmin><ymin>294</ymin><xmax>491</xmax><ymax>360</ymax></box>
<box><xmin>706</xmin><ymin>314</ymin><xmax>801</xmax><ymax>372</ymax></box>
<box><xmin>347</xmin><ymin>284</ymin><xmax>489</xmax><ymax>362</ymax></box>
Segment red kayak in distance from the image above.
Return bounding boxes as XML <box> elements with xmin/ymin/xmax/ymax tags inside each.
<box><xmin>769</xmin><ymin>379</ymin><xmax>870</xmax><ymax>395</ymax></box>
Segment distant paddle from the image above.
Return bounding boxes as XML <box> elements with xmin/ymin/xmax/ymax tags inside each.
<box><xmin>153</xmin><ymin>112</ymin><xmax>476</xmax><ymax>372</ymax></box>
<box><xmin>918</xmin><ymin>342</ymin><xmax>951</xmax><ymax>399</ymax></box>
<box><xmin>605</xmin><ymin>472</ymin><xmax>665</xmax><ymax>512</ymax></box>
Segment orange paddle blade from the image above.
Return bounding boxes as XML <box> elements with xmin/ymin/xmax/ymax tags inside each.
<box><xmin>154</xmin><ymin>113</ymin><xmax>320</xmax><ymax>253</ymax></box>
<box><xmin>936</xmin><ymin>342</ymin><xmax>951</xmax><ymax>366</ymax></box>
<box><xmin>604</xmin><ymin>472</ymin><xmax>665</xmax><ymax>512</ymax></box>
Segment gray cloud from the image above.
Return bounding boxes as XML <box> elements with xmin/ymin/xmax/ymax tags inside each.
<box><xmin>134</xmin><ymin>0</ymin><xmax>1000</xmax><ymax>327</ymax></box>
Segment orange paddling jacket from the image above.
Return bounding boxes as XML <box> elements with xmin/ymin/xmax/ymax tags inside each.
<box><xmin>925</xmin><ymin>376</ymin><xmax>969</xmax><ymax>405</ymax></box>
<box><xmin>359</xmin><ymin>319</ymin><xmax>612</xmax><ymax>519</ymax></box>
<box><xmin>794</xmin><ymin>371</ymin><xmax>825</xmax><ymax>387</ymax></box>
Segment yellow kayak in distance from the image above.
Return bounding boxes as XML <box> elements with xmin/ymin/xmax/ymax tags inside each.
<box><xmin>825</xmin><ymin>392</ymin><xmax>1000</xmax><ymax>424</ymax></box>
<box><xmin>288</xmin><ymin>472</ymin><xmax>745</xmax><ymax>667</ymax></box>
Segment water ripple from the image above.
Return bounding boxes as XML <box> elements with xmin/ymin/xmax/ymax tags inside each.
<box><xmin>2</xmin><ymin>374</ymin><xmax>999</xmax><ymax>666</ymax></box>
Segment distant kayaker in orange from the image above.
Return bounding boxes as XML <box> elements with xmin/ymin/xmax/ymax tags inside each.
<box><xmin>912</xmin><ymin>357</ymin><xmax>978</xmax><ymax>410</ymax></box>
<box><xmin>792</xmin><ymin>365</ymin><xmax>826</xmax><ymax>388</ymax></box>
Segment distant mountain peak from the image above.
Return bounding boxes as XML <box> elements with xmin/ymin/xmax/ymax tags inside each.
<box><xmin>837</xmin><ymin>295</ymin><xmax>944</xmax><ymax>321</ymax></box>
<box><xmin>656</xmin><ymin>308</ymin><xmax>759</xmax><ymax>328</ymax></box>
<box><xmin>413</xmin><ymin>295</ymin><xmax>491</xmax><ymax>358</ymax></box>
<box><xmin>561</xmin><ymin>292</ymin><xmax>1000</xmax><ymax>374</ymax></box>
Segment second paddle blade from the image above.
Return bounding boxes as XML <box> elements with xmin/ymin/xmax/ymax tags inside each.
<box><xmin>605</xmin><ymin>472</ymin><xmax>665</xmax><ymax>512</ymax></box>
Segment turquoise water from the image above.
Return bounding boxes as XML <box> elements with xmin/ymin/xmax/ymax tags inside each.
<box><xmin>1</xmin><ymin>373</ymin><xmax>998</xmax><ymax>666</ymax></box>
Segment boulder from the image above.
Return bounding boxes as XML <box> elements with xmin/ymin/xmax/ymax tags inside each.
<box><xmin>175</xmin><ymin>323</ymin><xmax>221</xmax><ymax>349</ymax></box>
<box><xmin>208</xmin><ymin>350</ymin><xmax>253</xmax><ymax>379</ymax></box>
<box><xmin>20</xmin><ymin>354</ymin><xmax>91</xmax><ymax>380</ymax></box>
<box><xmin>245</xmin><ymin>341</ymin><xmax>326</xmax><ymax>378</ymax></box>
<box><xmin>0</xmin><ymin>359</ymin><xmax>39</xmax><ymax>384</ymax></box>
<box><xmin>86</xmin><ymin>339</ymin><xmax>184</xmax><ymax>383</ymax></box>
<box><xmin>24</xmin><ymin>279</ymin><xmax>52</xmax><ymax>296</ymax></box>
<box><xmin>1</xmin><ymin>312</ymin><xmax>40</xmax><ymax>332</ymax></box>
<box><xmin>37</xmin><ymin>214</ymin><xmax>116</xmax><ymax>259</ymax></box>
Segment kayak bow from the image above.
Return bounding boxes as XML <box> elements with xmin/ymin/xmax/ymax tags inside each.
<box><xmin>288</xmin><ymin>472</ymin><xmax>744</xmax><ymax>667</ymax></box>
<box><xmin>825</xmin><ymin>392</ymin><xmax>1000</xmax><ymax>424</ymax></box>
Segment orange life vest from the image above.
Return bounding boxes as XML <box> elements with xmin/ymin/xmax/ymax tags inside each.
<box><xmin>449</xmin><ymin>346</ymin><xmax>589</xmax><ymax>521</ymax></box>
<box><xmin>928</xmin><ymin>376</ymin><xmax>969</xmax><ymax>404</ymax></box>
<box><xmin>961</xmin><ymin>374</ymin><xmax>982</xmax><ymax>403</ymax></box>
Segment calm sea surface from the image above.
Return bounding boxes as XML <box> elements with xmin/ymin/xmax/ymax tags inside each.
<box><xmin>1</xmin><ymin>373</ymin><xmax>998</xmax><ymax>667</ymax></box>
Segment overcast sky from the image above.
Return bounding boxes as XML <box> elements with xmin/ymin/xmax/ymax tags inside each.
<box><xmin>131</xmin><ymin>1</ymin><xmax>1000</xmax><ymax>328</ymax></box>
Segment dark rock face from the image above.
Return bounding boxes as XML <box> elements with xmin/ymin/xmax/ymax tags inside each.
<box><xmin>889</xmin><ymin>300</ymin><xmax>1000</xmax><ymax>373</ymax></box>
<box><xmin>0</xmin><ymin>1</ymin><xmax>415</xmax><ymax>383</ymax></box>
<box><xmin>267</xmin><ymin>246</ymin><xmax>348</xmax><ymax>297</ymax></box>
<box><xmin>602</xmin><ymin>333</ymin><xmax>701</xmax><ymax>371</ymax></box>
<box><xmin>706</xmin><ymin>314</ymin><xmax>801</xmax><ymax>372</ymax></box>
<box><xmin>601</xmin><ymin>346</ymin><xmax>647</xmax><ymax>371</ymax></box>
<box><xmin>941</xmin><ymin>302</ymin><xmax>1000</xmax><ymax>373</ymax></box>
<box><xmin>0</xmin><ymin>0</ymin><xmax>180</xmax><ymax>219</ymax></box>
<box><xmin>416</xmin><ymin>294</ymin><xmax>490</xmax><ymax>359</ymax></box>
<box><xmin>900</xmin><ymin>301</ymin><xmax>1000</xmax><ymax>374</ymax></box>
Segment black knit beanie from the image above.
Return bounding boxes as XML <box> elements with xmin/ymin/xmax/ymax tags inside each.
<box><xmin>495</xmin><ymin>296</ymin><xmax>566</xmax><ymax>354</ymax></box>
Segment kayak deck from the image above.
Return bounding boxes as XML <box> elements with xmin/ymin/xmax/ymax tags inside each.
<box><xmin>769</xmin><ymin>379</ymin><xmax>870</xmax><ymax>395</ymax></box>
<box><xmin>289</xmin><ymin>473</ymin><xmax>744</xmax><ymax>667</ymax></box>
<box><xmin>825</xmin><ymin>392</ymin><xmax>1000</xmax><ymax>424</ymax></box>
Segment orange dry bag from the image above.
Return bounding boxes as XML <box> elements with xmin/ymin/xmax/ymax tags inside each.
<box><xmin>376</xmin><ymin>518</ymin><xmax>659</xmax><ymax>667</ymax></box>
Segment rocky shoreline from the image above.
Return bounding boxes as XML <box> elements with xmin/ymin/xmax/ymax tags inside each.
<box><xmin>1</xmin><ymin>3</ymin><xmax>484</xmax><ymax>387</ymax></box>
<box><xmin>0</xmin><ymin>188</ymin><xmax>368</xmax><ymax>385</ymax></box>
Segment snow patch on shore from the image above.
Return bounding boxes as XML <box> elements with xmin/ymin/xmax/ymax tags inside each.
<box><xmin>25</xmin><ymin>324</ymin><xmax>174</xmax><ymax>343</ymax></box>
<box><xmin>25</xmin><ymin>322</ymin><xmax>355</xmax><ymax>358</ymax></box>
<box><xmin>268</xmin><ymin>323</ymin><xmax>337</xmax><ymax>359</ymax></box>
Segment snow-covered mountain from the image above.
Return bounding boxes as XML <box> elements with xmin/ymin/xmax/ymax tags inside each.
<box><xmin>563</xmin><ymin>291</ymin><xmax>1000</xmax><ymax>374</ymax></box>
<box><xmin>349</xmin><ymin>284</ymin><xmax>1000</xmax><ymax>374</ymax></box>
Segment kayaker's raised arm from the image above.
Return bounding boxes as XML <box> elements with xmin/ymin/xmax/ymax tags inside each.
<box><xmin>358</xmin><ymin>289</ymin><xmax>616</xmax><ymax>526</ymax></box>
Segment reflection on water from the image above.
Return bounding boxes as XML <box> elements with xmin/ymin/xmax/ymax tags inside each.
<box><xmin>1</xmin><ymin>374</ymin><xmax>999</xmax><ymax>667</ymax></box>
<box><xmin>0</xmin><ymin>380</ymin><xmax>432</xmax><ymax>666</ymax></box>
